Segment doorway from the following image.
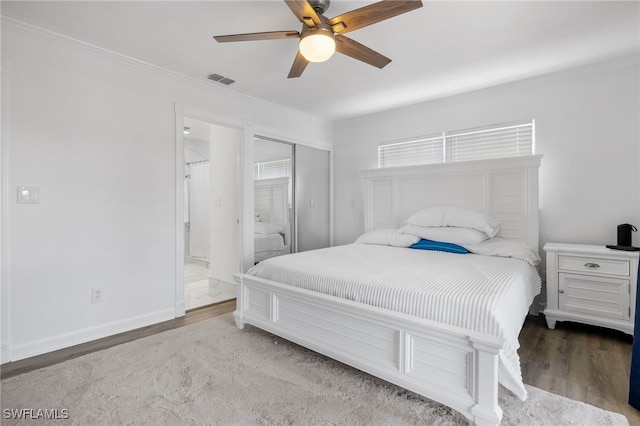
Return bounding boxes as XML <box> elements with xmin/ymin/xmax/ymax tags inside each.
<box><xmin>183</xmin><ymin>117</ymin><xmax>240</xmax><ymax>310</ymax></box>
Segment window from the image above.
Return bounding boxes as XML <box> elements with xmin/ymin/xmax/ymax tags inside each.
<box><xmin>378</xmin><ymin>134</ymin><xmax>444</xmax><ymax>168</ymax></box>
<box><xmin>254</xmin><ymin>158</ymin><xmax>292</xmax><ymax>206</ymax></box>
<box><xmin>378</xmin><ymin>120</ymin><xmax>534</xmax><ymax>168</ymax></box>
<box><xmin>253</xmin><ymin>158</ymin><xmax>291</xmax><ymax>180</ymax></box>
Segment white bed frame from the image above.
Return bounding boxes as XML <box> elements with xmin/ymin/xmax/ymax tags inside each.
<box><xmin>235</xmin><ymin>155</ymin><xmax>542</xmax><ymax>425</ymax></box>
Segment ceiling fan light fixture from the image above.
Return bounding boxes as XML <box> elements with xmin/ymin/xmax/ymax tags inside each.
<box><xmin>299</xmin><ymin>28</ymin><xmax>336</xmax><ymax>63</ymax></box>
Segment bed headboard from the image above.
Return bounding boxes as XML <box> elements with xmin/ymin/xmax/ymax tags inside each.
<box><xmin>361</xmin><ymin>155</ymin><xmax>542</xmax><ymax>253</ymax></box>
<box><xmin>254</xmin><ymin>177</ymin><xmax>291</xmax><ymax>244</ymax></box>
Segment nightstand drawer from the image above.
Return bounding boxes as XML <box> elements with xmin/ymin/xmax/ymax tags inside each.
<box><xmin>558</xmin><ymin>254</ymin><xmax>630</xmax><ymax>276</ymax></box>
<box><xmin>559</xmin><ymin>273</ymin><xmax>630</xmax><ymax>321</ymax></box>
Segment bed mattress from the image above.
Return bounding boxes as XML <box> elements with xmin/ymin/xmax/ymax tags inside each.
<box><xmin>255</xmin><ymin>233</ymin><xmax>285</xmax><ymax>252</ymax></box>
<box><xmin>247</xmin><ymin>243</ymin><xmax>541</xmax><ymax>399</ymax></box>
<box><xmin>254</xmin><ymin>233</ymin><xmax>288</xmax><ymax>263</ymax></box>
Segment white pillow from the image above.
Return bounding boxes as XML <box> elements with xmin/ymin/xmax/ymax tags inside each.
<box><xmin>465</xmin><ymin>238</ymin><xmax>541</xmax><ymax>266</ymax></box>
<box><xmin>398</xmin><ymin>224</ymin><xmax>489</xmax><ymax>245</ymax></box>
<box><xmin>407</xmin><ymin>207</ymin><xmax>501</xmax><ymax>238</ymax></box>
<box><xmin>355</xmin><ymin>229</ymin><xmax>420</xmax><ymax>247</ymax></box>
<box><xmin>254</xmin><ymin>222</ymin><xmax>283</xmax><ymax>235</ymax></box>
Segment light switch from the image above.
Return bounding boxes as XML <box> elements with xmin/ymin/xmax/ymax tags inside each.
<box><xmin>17</xmin><ymin>186</ymin><xmax>40</xmax><ymax>204</ymax></box>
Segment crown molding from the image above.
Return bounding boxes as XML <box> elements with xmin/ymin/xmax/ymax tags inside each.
<box><xmin>0</xmin><ymin>17</ymin><xmax>332</xmax><ymax>130</ymax></box>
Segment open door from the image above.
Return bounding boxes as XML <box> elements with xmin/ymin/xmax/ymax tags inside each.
<box><xmin>209</xmin><ymin>124</ymin><xmax>242</xmax><ymax>284</ymax></box>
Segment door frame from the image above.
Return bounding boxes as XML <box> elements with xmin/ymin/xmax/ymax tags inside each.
<box><xmin>174</xmin><ymin>104</ymin><xmax>247</xmax><ymax>317</ymax></box>
<box><xmin>1</xmin><ymin>60</ymin><xmax>10</xmax><ymax>363</ymax></box>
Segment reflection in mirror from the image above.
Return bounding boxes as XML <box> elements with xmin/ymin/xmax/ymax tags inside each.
<box><xmin>253</xmin><ymin>137</ymin><xmax>294</xmax><ymax>263</ymax></box>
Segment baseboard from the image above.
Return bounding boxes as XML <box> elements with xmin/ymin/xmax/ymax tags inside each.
<box><xmin>186</xmin><ymin>257</ymin><xmax>210</xmax><ymax>268</ymax></box>
<box><xmin>175</xmin><ymin>298</ymin><xmax>186</xmax><ymax>318</ymax></box>
<box><xmin>1</xmin><ymin>341</ymin><xmax>10</xmax><ymax>364</ymax></box>
<box><xmin>7</xmin><ymin>308</ymin><xmax>176</xmax><ymax>362</ymax></box>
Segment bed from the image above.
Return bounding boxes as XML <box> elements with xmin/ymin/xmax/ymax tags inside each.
<box><xmin>254</xmin><ymin>177</ymin><xmax>291</xmax><ymax>263</ymax></box>
<box><xmin>235</xmin><ymin>155</ymin><xmax>542</xmax><ymax>425</ymax></box>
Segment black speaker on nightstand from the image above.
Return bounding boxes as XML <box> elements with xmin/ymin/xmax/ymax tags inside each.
<box><xmin>606</xmin><ymin>223</ymin><xmax>639</xmax><ymax>251</ymax></box>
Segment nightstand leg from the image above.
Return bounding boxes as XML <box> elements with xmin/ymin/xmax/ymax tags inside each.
<box><xmin>545</xmin><ymin>317</ymin><xmax>556</xmax><ymax>329</ymax></box>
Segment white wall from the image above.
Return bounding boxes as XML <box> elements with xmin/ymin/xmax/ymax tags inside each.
<box><xmin>209</xmin><ymin>124</ymin><xmax>241</xmax><ymax>284</ymax></box>
<box><xmin>1</xmin><ymin>21</ymin><xmax>331</xmax><ymax>361</ymax></box>
<box><xmin>333</xmin><ymin>57</ymin><xmax>640</xmax><ymax>265</ymax></box>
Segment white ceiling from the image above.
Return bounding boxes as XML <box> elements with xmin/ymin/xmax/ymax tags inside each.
<box><xmin>2</xmin><ymin>1</ymin><xmax>639</xmax><ymax>121</ymax></box>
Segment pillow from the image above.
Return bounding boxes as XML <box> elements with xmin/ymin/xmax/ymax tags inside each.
<box><xmin>254</xmin><ymin>222</ymin><xmax>283</xmax><ymax>235</ymax></box>
<box><xmin>398</xmin><ymin>224</ymin><xmax>489</xmax><ymax>245</ymax></box>
<box><xmin>464</xmin><ymin>238</ymin><xmax>541</xmax><ymax>265</ymax></box>
<box><xmin>406</xmin><ymin>207</ymin><xmax>501</xmax><ymax>238</ymax></box>
<box><xmin>354</xmin><ymin>229</ymin><xmax>420</xmax><ymax>247</ymax></box>
<box><xmin>410</xmin><ymin>239</ymin><xmax>469</xmax><ymax>254</ymax></box>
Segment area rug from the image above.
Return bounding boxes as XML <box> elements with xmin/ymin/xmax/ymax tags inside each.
<box><xmin>1</xmin><ymin>313</ymin><xmax>628</xmax><ymax>425</ymax></box>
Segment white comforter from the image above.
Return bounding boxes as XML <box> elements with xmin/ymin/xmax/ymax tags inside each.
<box><xmin>247</xmin><ymin>243</ymin><xmax>541</xmax><ymax>400</ymax></box>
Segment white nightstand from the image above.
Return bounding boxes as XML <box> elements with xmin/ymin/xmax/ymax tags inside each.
<box><xmin>543</xmin><ymin>242</ymin><xmax>639</xmax><ymax>335</ymax></box>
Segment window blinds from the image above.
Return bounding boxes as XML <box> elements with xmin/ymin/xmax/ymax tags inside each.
<box><xmin>254</xmin><ymin>158</ymin><xmax>291</xmax><ymax>180</ymax></box>
<box><xmin>254</xmin><ymin>158</ymin><xmax>293</xmax><ymax>206</ymax></box>
<box><xmin>378</xmin><ymin>120</ymin><xmax>534</xmax><ymax>168</ymax></box>
<box><xmin>378</xmin><ymin>135</ymin><xmax>444</xmax><ymax>168</ymax></box>
<box><xmin>445</xmin><ymin>122</ymin><xmax>534</xmax><ymax>163</ymax></box>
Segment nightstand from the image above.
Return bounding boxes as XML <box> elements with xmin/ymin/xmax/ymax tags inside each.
<box><xmin>543</xmin><ymin>242</ymin><xmax>639</xmax><ymax>335</ymax></box>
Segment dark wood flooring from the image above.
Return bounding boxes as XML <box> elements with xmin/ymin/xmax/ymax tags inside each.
<box><xmin>2</xmin><ymin>301</ymin><xmax>638</xmax><ymax>424</ymax></box>
<box><xmin>0</xmin><ymin>300</ymin><xmax>235</xmax><ymax>380</ymax></box>
<box><xmin>519</xmin><ymin>315</ymin><xmax>639</xmax><ymax>425</ymax></box>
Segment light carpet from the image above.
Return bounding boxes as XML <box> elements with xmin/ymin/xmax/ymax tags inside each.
<box><xmin>1</xmin><ymin>314</ymin><xmax>629</xmax><ymax>425</ymax></box>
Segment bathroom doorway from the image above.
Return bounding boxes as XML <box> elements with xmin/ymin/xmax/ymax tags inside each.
<box><xmin>183</xmin><ymin>117</ymin><xmax>239</xmax><ymax>310</ymax></box>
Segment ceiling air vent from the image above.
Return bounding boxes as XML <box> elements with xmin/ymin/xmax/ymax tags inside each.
<box><xmin>207</xmin><ymin>73</ymin><xmax>235</xmax><ymax>86</ymax></box>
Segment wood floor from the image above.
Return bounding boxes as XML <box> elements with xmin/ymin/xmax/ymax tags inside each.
<box><xmin>2</xmin><ymin>301</ymin><xmax>639</xmax><ymax>424</ymax></box>
<box><xmin>0</xmin><ymin>300</ymin><xmax>235</xmax><ymax>380</ymax></box>
<box><xmin>519</xmin><ymin>315</ymin><xmax>639</xmax><ymax>425</ymax></box>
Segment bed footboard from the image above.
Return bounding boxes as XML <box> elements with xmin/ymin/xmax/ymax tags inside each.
<box><xmin>233</xmin><ymin>273</ymin><xmax>505</xmax><ymax>426</ymax></box>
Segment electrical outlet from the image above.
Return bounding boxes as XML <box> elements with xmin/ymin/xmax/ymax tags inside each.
<box><xmin>92</xmin><ymin>288</ymin><xmax>104</xmax><ymax>303</ymax></box>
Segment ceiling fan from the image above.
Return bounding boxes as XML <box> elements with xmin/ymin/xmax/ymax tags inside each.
<box><xmin>213</xmin><ymin>0</ymin><xmax>423</xmax><ymax>78</ymax></box>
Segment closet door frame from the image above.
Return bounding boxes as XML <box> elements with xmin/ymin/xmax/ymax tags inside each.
<box><xmin>253</xmin><ymin>132</ymin><xmax>334</xmax><ymax>258</ymax></box>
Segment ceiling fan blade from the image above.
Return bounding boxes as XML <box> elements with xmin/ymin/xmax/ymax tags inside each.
<box><xmin>335</xmin><ymin>34</ymin><xmax>391</xmax><ymax>69</ymax></box>
<box><xmin>284</xmin><ymin>0</ymin><xmax>322</xmax><ymax>27</ymax></box>
<box><xmin>329</xmin><ymin>0</ymin><xmax>423</xmax><ymax>35</ymax></box>
<box><xmin>287</xmin><ymin>50</ymin><xmax>309</xmax><ymax>78</ymax></box>
<box><xmin>214</xmin><ymin>31</ymin><xmax>300</xmax><ymax>43</ymax></box>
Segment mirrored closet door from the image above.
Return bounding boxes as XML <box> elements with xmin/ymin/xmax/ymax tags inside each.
<box><xmin>253</xmin><ymin>137</ymin><xmax>295</xmax><ymax>262</ymax></box>
<box><xmin>295</xmin><ymin>145</ymin><xmax>330</xmax><ymax>252</ymax></box>
<box><xmin>252</xmin><ymin>137</ymin><xmax>330</xmax><ymax>263</ymax></box>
